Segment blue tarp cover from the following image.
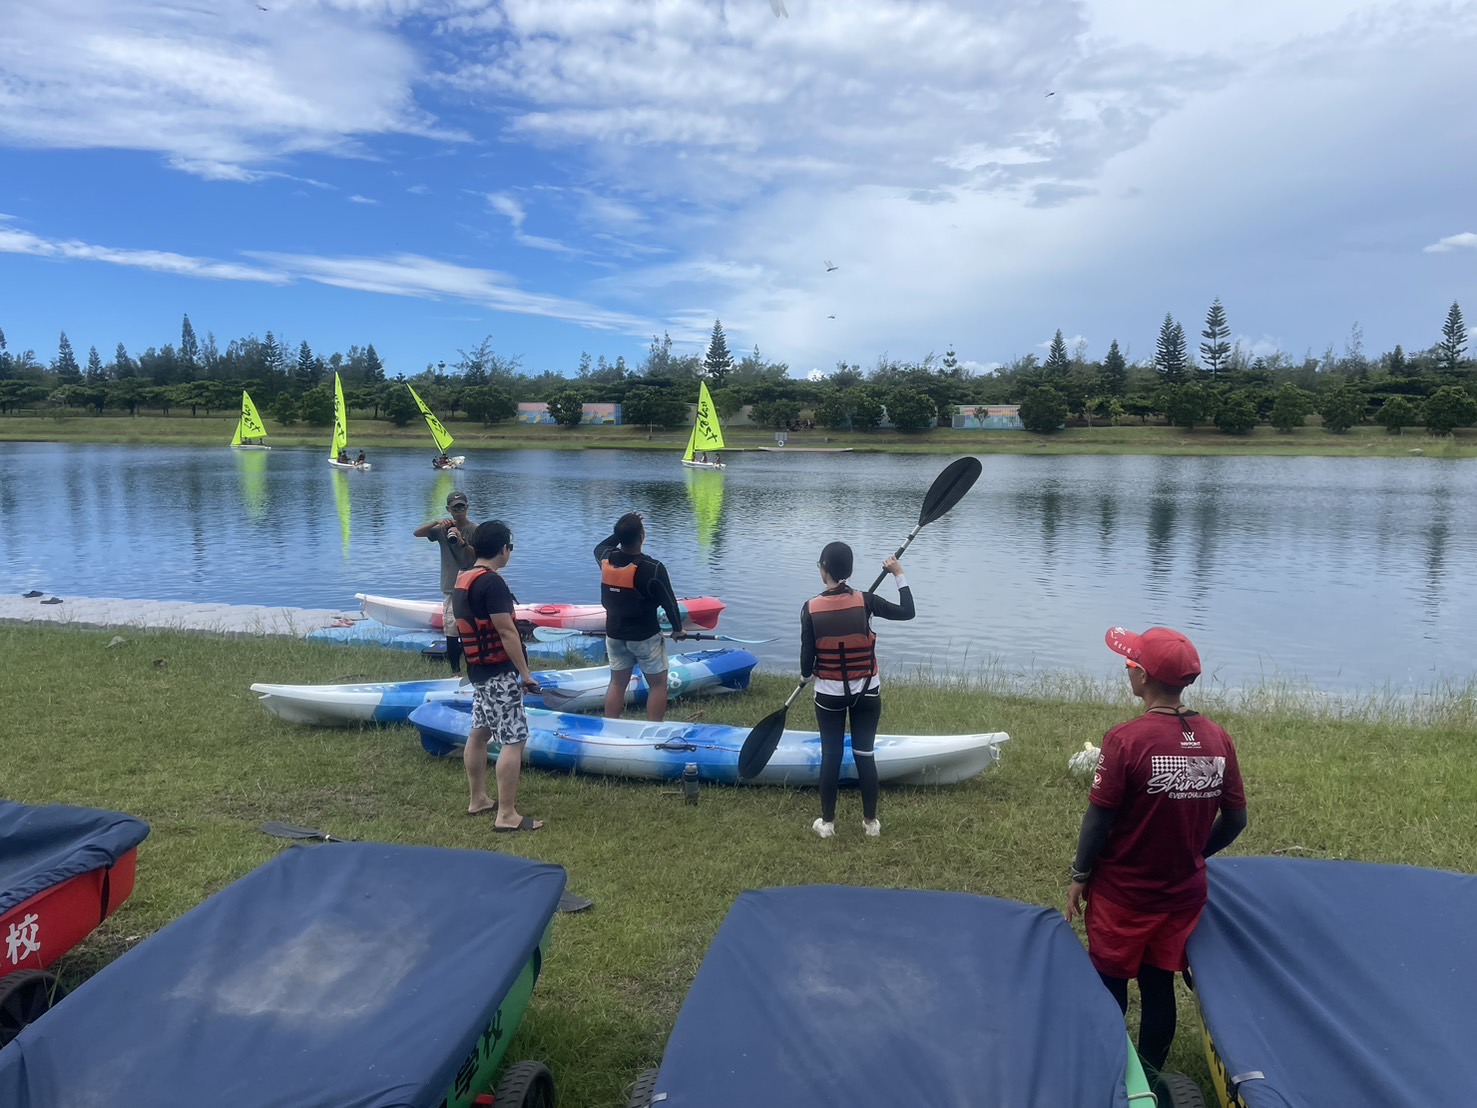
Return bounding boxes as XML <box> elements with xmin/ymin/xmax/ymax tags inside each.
<box><xmin>0</xmin><ymin>800</ymin><xmax>150</xmax><ymax>916</ymax></box>
<box><xmin>0</xmin><ymin>842</ymin><xmax>566</xmax><ymax>1108</ymax></box>
<box><xmin>1188</xmin><ymin>856</ymin><xmax>1477</xmax><ymax>1108</ymax></box>
<box><xmin>652</xmin><ymin>886</ymin><xmax>1131</xmax><ymax>1108</ymax></box>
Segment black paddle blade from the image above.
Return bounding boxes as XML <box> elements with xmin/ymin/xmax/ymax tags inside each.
<box><xmin>260</xmin><ymin>821</ymin><xmax>347</xmax><ymax>843</ymax></box>
<box><xmin>918</xmin><ymin>456</ymin><xmax>983</xmax><ymax>527</ymax></box>
<box><xmin>738</xmin><ymin>705</ymin><xmax>791</xmax><ymax>780</ymax></box>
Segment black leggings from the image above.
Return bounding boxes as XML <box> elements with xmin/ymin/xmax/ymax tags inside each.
<box><xmin>1099</xmin><ymin>964</ymin><xmax>1177</xmax><ymax>1073</ymax></box>
<box><xmin>815</xmin><ymin>689</ymin><xmax>881</xmax><ymax>822</ymax></box>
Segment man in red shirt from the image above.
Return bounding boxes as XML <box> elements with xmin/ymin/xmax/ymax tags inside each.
<box><xmin>1065</xmin><ymin>626</ymin><xmax>1248</xmax><ymax>1078</ymax></box>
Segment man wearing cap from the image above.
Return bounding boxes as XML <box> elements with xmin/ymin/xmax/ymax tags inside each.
<box><xmin>1065</xmin><ymin>626</ymin><xmax>1248</xmax><ymax>1081</ymax></box>
<box><xmin>413</xmin><ymin>491</ymin><xmax>479</xmax><ymax>676</ymax></box>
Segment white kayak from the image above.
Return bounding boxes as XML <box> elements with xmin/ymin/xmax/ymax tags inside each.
<box><xmin>251</xmin><ymin>649</ymin><xmax>758</xmax><ymax>726</ymax></box>
<box><xmin>328</xmin><ymin>459</ymin><xmax>373</xmax><ymax>471</ymax></box>
<box><xmin>411</xmin><ymin>702</ymin><xmax>1009</xmax><ymax>786</ymax></box>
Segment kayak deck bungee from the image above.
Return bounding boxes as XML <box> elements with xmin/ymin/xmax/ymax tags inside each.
<box><xmin>356</xmin><ymin>592</ymin><xmax>726</xmax><ymax>633</ymax></box>
<box><xmin>251</xmin><ymin>649</ymin><xmax>758</xmax><ymax>726</ymax></box>
<box><xmin>410</xmin><ymin>702</ymin><xmax>1008</xmax><ymax>786</ymax></box>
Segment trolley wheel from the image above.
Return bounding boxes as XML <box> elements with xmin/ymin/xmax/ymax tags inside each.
<box><xmin>626</xmin><ymin>1068</ymin><xmax>660</xmax><ymax>1108</ymax></box>
<box><xmin>492</xmin><ymin>1059</ymin><xmax>556</xmax><ymax>1108</ymax></box>
<box><xmin>0</xmin><ymin>971</ymin><xmax>68</xmax><ymax>1048</ymax></box>
<box><xmin>1153</xmin><ymin>1071</ymin><xmax>1209</xmax><ymax>1108</ymax></box>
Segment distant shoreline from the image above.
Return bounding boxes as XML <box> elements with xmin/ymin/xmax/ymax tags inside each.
<box><xmin>2</xmin><ymin>412</ymin><xmax>1474</xmax><ymax>458</ymax></box>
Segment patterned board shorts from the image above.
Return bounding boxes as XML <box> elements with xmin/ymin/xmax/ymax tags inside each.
<box><xmin>471</xmin><ymin>671</ymin><xmax>530</xmax><ymax>746</ymax></box>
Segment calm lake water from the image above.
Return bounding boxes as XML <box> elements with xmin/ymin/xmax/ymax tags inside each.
<box><xmin>1</xmin><ymin>442</ymin><xmax>1473</xmax><ymax>695</ymax></box>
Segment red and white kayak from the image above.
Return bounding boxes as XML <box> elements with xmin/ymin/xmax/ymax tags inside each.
<box><xmin>355</xmin><ymin>592</ymin><xmax>726</xmax><ymax>634</ymax></box>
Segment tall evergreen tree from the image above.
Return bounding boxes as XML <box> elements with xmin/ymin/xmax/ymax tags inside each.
<box><xmin>1154</xmin><ymin>314</ymin><xmax>1187</xmax><ymax>384</ymax></box>
<box><xmin>703</xmin><ymin>319</ymin><xmax>733</xmax><ymax>387</ymax></box>
<box><xmin>1099</xmin><ymin>339</ymin><xmax>1128</xmax><ymax>397</ymax></box>
<box><xmin>112</xmin><ymin>342</ymin><xmax>133</xmax><ymax>379</ymax></box>
<box><xmin>86</xmin><ymin>345</ymin><xmax>105</xmax><ymax>382</ymax></box>
<box><xmin>0</xmin><ymin>327</ymin><xmax>10</xmax><ymax>379</ymax></box>
<box><xmin>1387</xmin><ymin>344</ymin><xmax>1410</xmax><ymax>377</ymax></box>
<box><xmin>364</xmin><ymin>344</ymin><xmax>385</xmax><ymax>384</ymax></box>
<box><xmin>53</xmin><ymin>332</ymin><xmax>82</xmax><ymax>383</ymax></box>
<box><xmin>1438</xmin><ymin>301</ymin><xmax>1467</xmax><ymax>375</ymax></box>
<box><xmin>1200</xmin><ymin>297</ymin><xmax>1230</xmax><ymax>380</ymax></box>
<box><xmin>180</xmin><ymin>314</ymin><xmax>199</xmax><ymax>371</ymax></box>
<box><xmin>296</xmin><ymin>340</ymin><xmax>320</xmax><ymax>388</ymax></box>
<box><xmin>1043</xmin><ymin>329</ymin><xmax>1071</xmax><ymax>380</ymax></box>
<box><xmin>262</xmin><ymin>332</ymin><xmax>286</xmax><ymax>383</ymax></box>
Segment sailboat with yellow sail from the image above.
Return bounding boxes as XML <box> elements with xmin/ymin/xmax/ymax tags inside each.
<box><xmin>407</xmin><ymin>385</ymin><xmax>465</xmax><ymax>469</ymax></box>
<box><xmin>682</xmin><ymin>381</ymin><xmax>727</xmax><ymax>470</ymax></box>
<box><xmin>327</xmin><ymin>373</ymin><xmax>372</xmax><ymax>470</ymax></box>
<box><xmin>230</xmin><ymin>390</ymin><xmax>270</xmax><ymax>450</ymax></box>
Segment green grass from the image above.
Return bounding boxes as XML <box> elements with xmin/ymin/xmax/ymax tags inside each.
<box><xmin>4</xmin><ymin>410</ymin><xmax>1474</xmax><ymax>457</ymax></box>
<box><xmin>3</xmin><ymin>625</ymin><xmax>1474</xmax><ymax>1106</ymax></box>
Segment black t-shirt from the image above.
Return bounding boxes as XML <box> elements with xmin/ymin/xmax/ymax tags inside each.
<box><xmin>466</xmin><ymin>567</ymin><xmax>519</xmax><ymax>681</ymax></box>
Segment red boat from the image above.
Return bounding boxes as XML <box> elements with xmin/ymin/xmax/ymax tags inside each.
<box><xmin>0</xmin><ymin>801</ymin><xmax>150</xmax><ymax>1046</ymax></box>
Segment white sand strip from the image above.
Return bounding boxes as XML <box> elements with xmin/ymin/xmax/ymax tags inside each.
<box><xmin>0</xmin><ymin>593</ymin><xmax>360</xmax><ymax>638</ymax></box>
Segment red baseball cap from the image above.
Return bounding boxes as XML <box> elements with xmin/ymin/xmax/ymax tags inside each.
<box><xmin>1105</xmin><ymin>626</ymin><xmax>1201</xmax><ymax>686</ymax></box>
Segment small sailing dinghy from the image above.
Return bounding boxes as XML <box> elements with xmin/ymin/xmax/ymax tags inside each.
<box><xmin>327</xmin><ymin>373</ymin><xmax>372</xmax><ymax>470</ymax></box>
<box><xmin>229</xmin><ymin>390</ymin><xmax>270</xmax><ymax>450</ymax></box>
<box><xmin>683</xmin><ymin>382</ymin><xmax>727</xmax><ymax>470</ymax></box>
<box><xmin>408</xmin><ymin>384</ymin><xmax>465</xmax><ymax>469</ymax></box>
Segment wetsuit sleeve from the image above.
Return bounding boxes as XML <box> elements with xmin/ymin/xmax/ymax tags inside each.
<box><xmin>799</xmin><ymin>601</ymin><xmax>815</xmax><ymax>679</ymax></box>
<box><xmin>1202</xmin><ymin>809</ymin><xmax>1248</xmax><ymax>858</ymax></box>
<box><xmin>865</xmin><ymin>586</ymin><xmax>915</xmax><ymax>621</ymax></box>
<box><xmin>651</xmin><ymin>562</ymin><xmax>683</xmax><ymax>634</ymax></box>
<box><xmin>593</xmin><ymin>534</ymin><xmax>619</xmax><ymax>566</ymax></box>
<box><xmin>1072</xmin><ymin>803</ymin><xmax>1118</xmax><ymax>876</ymax></box>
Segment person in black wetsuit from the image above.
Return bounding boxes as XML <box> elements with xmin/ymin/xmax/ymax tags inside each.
<box><xmin>799</xmin><ymin>541</ymin><xmax>914</xmax><ymax>839</ymax></box>
<box><xmin>594</xmin><ymin>512</ymin><xmax>688</xmax><ymax>721</ymax></box>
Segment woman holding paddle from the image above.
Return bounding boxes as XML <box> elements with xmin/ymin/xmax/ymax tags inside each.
<box><xmin>800</xmin><ymin>543</ymin><xmax>915</xmax><ymax>838</ymax></box>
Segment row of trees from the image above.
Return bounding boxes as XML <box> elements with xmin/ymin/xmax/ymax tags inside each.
<box><xmin>2</xmin><ymin>301</ymin><xmax>1475</xmax><ymax>436</ymax></box>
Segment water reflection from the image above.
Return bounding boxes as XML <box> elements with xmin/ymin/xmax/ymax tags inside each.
<box><xmin>1</xmin><ymin>443</ymin><xmax>1474</xmax><ymax>692</ymax></box>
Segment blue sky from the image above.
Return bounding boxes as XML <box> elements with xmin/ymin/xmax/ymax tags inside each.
<box><xmin>1</xmin><ymin>0</ymin><xmax>1474</xmax><ymax>379</ymax></box>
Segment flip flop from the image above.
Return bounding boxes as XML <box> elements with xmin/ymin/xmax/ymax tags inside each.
<box><xmin>494</xmin><ymin>816</ymin><xmax>542</xmax><ymax>833</ymax></box>
<box><xmin>466</xmin><ymin>804</ymin><xmax>498</xmax><ymax>818</ymax></box>
<box><xmin>21</xmin><ymin>590</ymin><xmax>43</xmax><ymax>598</ymax></box>
<box><xmin>40</xmin><ymin>597</ymin><xmax>62</xmax><ymax>605</ymax></box>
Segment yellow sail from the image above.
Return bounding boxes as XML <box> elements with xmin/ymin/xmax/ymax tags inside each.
<box><xmin>331</xmin><ymin>373</ymin><xmax>349</xmax><ymax>457</ymax></box>
<box><xmin>408</xmin><ymin>385</ymin><xmax>455</xmax><ymax>452</ymax></box>
<box><xmin>239</xmin><ymin>390</ymin><xmax>267</xmax><ymax>442</ymax></box>
<box><xmin>684</xmin><ymin>381</ymin><xmax>726</xmax><ymax>461</ymax></box>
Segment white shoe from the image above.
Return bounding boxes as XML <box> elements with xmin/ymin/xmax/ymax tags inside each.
<box><xmin>811</xmin><ymin>818</ymin><xmax>835</xmax><ymax>839</ymax></box>
<box><xmin>863</xmin><ymin>819</ymin><xmax>881</xmax><ymax>837</ymax></box>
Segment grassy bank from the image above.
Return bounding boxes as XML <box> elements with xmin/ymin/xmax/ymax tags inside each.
<box><xmin>3</xmin><ymin>411</ymin><xmax>1475</xmax><ymax>457</ymax></box>
<box><xmin>3</xmin><ymin>625</ymin><xmax>1473</xmax><ymax>1105</ymax></box>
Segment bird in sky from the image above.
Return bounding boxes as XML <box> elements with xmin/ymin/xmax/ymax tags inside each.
<box><xmin>770</xmin><ymin>0</ymin><xmax>788</xmax><ymax>16</ymax></box>
<box><xmin>824</xmin><ymin>260</ymin><xmax>838</xmax><ymax>272</ymax></box>
<box><xmin>827</xmin><ymin>314</ymin><xmax>836</xmax><ymax>320</ymax></box>
<box><xmin>257</xmin><ymin>4</ymin><xmax>269</xmax><ymax>9</ymax></box>
<box><xmin>1044</xmin><ymin>90</ymin><xmax>1055</xmax><ymax>97</ymax></box>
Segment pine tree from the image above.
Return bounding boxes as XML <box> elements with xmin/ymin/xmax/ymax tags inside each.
<box><xmin>1155</xmin><ymin>314</ymin><xmax>1186</xmax><ymax>384</ymax></box>
<box><xmin>0</xmin><ymin>327</ymin><xmax>10</xmax><ymax>380</ymax></box>
<box><xmin>364</xmin><ymin>344</ymin><xmax>385</xmax><ymax>384</ymax></box>
<box><xmin>180</xmin><ymin>314</ymin><xmax>199</xmax><ymax>371</ymax></box>
<box><xmin>703</xmin><ymin>320</ymin><xmax>733</xmax><ymax>387</ymax></box>
<box><xmin>1099</xmin><ymin>339</ymin><xmax>1128</xmax><ymax>397</ymax></box>
<box><xmin>262</xmin><ymin>332</ymin><xmax>286</xmax><ymax>383</ymax></box>
<box><xmin>53</xmin><ymin>332</ymin><xmax>82</xmax><ymax>383</ymax></box>
<box><xmin>296</xmin><ymin>340</ymin><xmax>320</xmax><ymax>388</ymax></box>
<box><xmin>1200</xmin><ymin>297</ymin><xmax>1230</xmax><ymax>380</ymax></box>
<box><xmin>86</xmin><ymin>346</ymin><xmax>105</xmax><ymax>382</ymax></box>
<box><xmin>1438</xmin><ymin>302</ymin><xmax>1467</xmax><ymax>375</ymax></box>
<box><xmin>1043</xmin><ymin>329</ymin><xmax>1070</xmax><ymax>380</ymax></box>
<box><xmin>113</xmin><ymin>342</ymin><xmax>134</xmax><ymax>379</ymax></box>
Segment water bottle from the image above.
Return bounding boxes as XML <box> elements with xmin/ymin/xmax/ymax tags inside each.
<box><xmin>682</xmin><ymin>763</ymin><xmax>700</xmax><ymax>805</ymax></box>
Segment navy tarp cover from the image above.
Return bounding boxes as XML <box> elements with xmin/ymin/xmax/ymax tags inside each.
<box><xmin>0</xmin><ymin>842</ymin><xmax>566</xmax><ymax>1108</ymax></box>
<box><xmin>0</xmin><ymin>799</ymin><xmax>150</xmax><ymax>916</ymax></box>
<box><xmin>1188</xmin><ymin>856</ymin><xmax>1477</xmax><ymax>1108</ymax></box>
<box><xmin>653</xmin><ymin>886</ymin><xmax>1131</xmax><ymax>1108</ymax></box>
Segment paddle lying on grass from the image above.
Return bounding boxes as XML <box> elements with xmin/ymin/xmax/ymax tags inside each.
<box><xmin>736</xmin><ymin>455</ymin><xmax>984</xmax><ymax>781</ymax></box>
<box><xmin>531</xmin><ymin>626</ymin><xmax>775</xmax><ymax>646</ymax></box>
<box><xmin>259</xmin><ymin>821</ymin><xmax>594</xmax><ymax>912</ymax></box>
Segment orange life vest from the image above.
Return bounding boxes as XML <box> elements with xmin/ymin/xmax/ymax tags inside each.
<box><xmin>807</xmin><ymin>590</ymin><xmax>877</xmax><ymax>682</ymax></box>
<box><xmin>451</xmin><ymin>567</ymin><xmax>511</xmax><ymax>667</ymax></box>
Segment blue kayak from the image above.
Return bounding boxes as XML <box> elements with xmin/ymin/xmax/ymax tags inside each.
<box><xmin>305</xmin><ymin>617</ymin><xmax>606</xmax><ymax>664</ymax></box>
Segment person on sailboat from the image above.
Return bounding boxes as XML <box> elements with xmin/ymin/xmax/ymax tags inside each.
<box><xmin>356</xmin><ymin>450</ymin><xmax>367</xmax><ymax>466</ymax></box>
<box><xmin>337</xmin><ymin>449</ymin><xmax>351</xmax><ymax>464</ymax></box>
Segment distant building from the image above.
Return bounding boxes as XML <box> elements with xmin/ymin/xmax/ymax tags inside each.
<box><xmin>517</xmin><ymin>402</ymin><xmax>622</xmax><ymax>426</ymax></box>
<box><xmin>953</xmin><ymin>404</ymin><xmax>1024</xmax><ymax>430</ymax></box>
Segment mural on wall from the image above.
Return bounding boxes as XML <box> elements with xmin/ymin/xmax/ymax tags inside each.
<box><xmin>953</xmin><ymin>405</ymin><xmax>1025</xmax><ymax>430</ymax></box>
<box><xmin>517</xmin><ymin>403</ymin><xmax>623</xmax><ymax>426</ymax></box>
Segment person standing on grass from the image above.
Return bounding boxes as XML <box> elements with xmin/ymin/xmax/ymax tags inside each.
<box><xmin>414</xmin><ymin>490</ymin><xmax>478</xmax><ymax>676</ymax></box>
<box><xmin>451</xmin><ymin>520</ymin><xmax>543</xmax><ymax>831</ymax></box>
<box><xmin>594</xmin><ymin>512</ymin><xmax>687</xmax><ymax>721</ymax></box>
<box><xmin>1066</xmin><ymin>626</ymin><xmax>1248</xmax><ymax>1081</ymax></box>
<box><xmin>799</xmin><ymin>542</ymin><xmax>914</xmax><ymax>840</ymax></box>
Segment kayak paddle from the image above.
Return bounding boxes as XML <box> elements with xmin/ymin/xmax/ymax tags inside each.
<box><xmin>531</xmin><ymin>626</ymin><xmax>775</xmax><ymax>646</ymax></box>
<box><xmin>737</xmin><ymin>456</ymin><xmax>984</xmax><ymax>780</ymax></box>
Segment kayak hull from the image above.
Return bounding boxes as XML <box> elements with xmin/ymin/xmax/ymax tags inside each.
<box><xmin>328</xmin><ymin>460</ymin><xmax>372</xmax><ymax>471</ymax></box>
<box><xmin>356</xmin><ymin>592</ymin><xmax>726</xmax><ymax>633</ymax></box>
<box><xmin>252</xmin><ymin>649</ymin><xmax>757</xmax><ymax>725</ymax></box>
<box><xmin>410</xmin><ymin>703</ymin><xmax>1008</xmax><ymax>786</ymax></box>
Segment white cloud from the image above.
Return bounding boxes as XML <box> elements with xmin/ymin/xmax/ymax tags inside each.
<box><xmin>0</xmin><ymin>225</ymin><xmax>287</xmax><ymax>284</ymax></box>
<box><xmin>348</xmin><ymin>194</ymin><xmax>379</xmax><ymax>204</ymax></box>
<box><xmin>1423</xmin><ymin>232</ymin><xmax>1477</xmax><ymax>254</ymax></box>
<box><xmin>485</xmin><ymin>190</ymin><xmax>580</xmax><ymax>254</ymax></box>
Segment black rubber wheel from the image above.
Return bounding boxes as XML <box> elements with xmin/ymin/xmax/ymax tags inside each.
<box><xmin>1153</xmin><ymin>1072</ymin><xmax>1209</xmax><ymax>1108</ymax></box>
<box><xmin>626</xmin><ymin>1068</ymin><xmax>660</xmax><ymax>1108</ymax></box>
<box><xmin>0</xmin><ymin>971</ymin><xmax>67</xmax><ymax>1048</ymax></box>
<box><xmin>493</xmin><ymin>1059</ymin><xmax>557</xmax><ymax>1108</ymax></box>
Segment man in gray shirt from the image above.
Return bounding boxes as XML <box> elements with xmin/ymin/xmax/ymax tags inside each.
<box><xmin>413</xmin><ymin>490</ymin><xmax>478</xmax><ymax>674</ymax></box>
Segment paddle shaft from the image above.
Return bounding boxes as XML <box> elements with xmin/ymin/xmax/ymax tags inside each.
<box><xmin>866</xmin><ymin>523</ymin><xmax>923</xmax><ymax>594</ymax></box>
